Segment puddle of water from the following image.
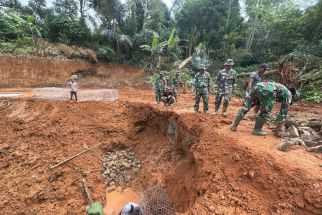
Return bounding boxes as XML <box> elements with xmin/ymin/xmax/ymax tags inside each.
<box><xmin>104</xmin><ymin>188</ymin><xmax>140</xmax><ymax>215</ymax></box>
<box><xmin>0</xmin><ymin>93</ymin><xmax>22</xmax><ymax>97</ymax></box>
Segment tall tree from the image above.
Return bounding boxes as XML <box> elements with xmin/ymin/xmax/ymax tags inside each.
<box><xmin>175</xmin><ymin>0</ymin><xmax>242</xmax><ymax>57</ymax></box>
<box><xmin>75</xmin><ymin>0</ymin><xmax>92</xmax><ymax>23</ymax></box>
<box><xmin>28</xmin><ymin>0</ymin><xmax>47</xmax><ymax>19</ymax></box>
<box><xmin>54</xmin><ymin>0</ymin><xmax>78</xmax><ymax>17</ymax></box>
<box><xmin>93</xmin><ymin>0</ymin><xmax>125</xmax><ymax>29</ymax></box>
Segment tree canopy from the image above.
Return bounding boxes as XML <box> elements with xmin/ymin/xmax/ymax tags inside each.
<box><xmin>0</xmin><ymin>0</ymin><xmax>321</xmax><ymax>101</ymax></box>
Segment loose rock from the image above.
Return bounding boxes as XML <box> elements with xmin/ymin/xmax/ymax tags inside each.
<box><xmin>101</xmin><ymin>148</ymin><xmax>142</xmax><ymax>187</ymax></box>
<box><xmin>288</xmin><ymin>125</ymin><xmax>299</xmax><ymax>137</ymax></box>
<box><xmin>248</xmin><ymin>170</ymin><xmax>255</xmax><ymax>179</ymax></box>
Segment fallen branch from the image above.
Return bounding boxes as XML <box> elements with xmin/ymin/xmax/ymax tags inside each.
<box><xmin>237</xmin><ymin>70</ymin><xmax>277</xmax><ymax>77</ymax></box>
<box><xmin>178</xmin><ymin>56</ymin><xmax>192</xmax><ymax>69</ymax></box>
<box><xmin>50</xmin><ymin>142</ymin><xmax>104</xmax><ymax>169</ymax></box>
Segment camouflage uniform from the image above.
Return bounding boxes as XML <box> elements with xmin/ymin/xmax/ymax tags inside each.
<box><xmin>86</xmin><ymin>202</ymin><xmax>105</xmax><ymax>215</ymax></box>
<box><xmin>193</xmin><ymin>67</ymin><xmax>210</xmax><ymax>113</ymax></box>
<box><xmin>214</xmin><ymin>68</ymin><xmax>237</xmax><ymax>113</ymax></box>
<box><xmin>161</xmin><ymin>88</ymin><xmax>175</xmax><ymax>106</ymax></box>
<box><xmin>172</xmin><ymin>74</ymin><xmax>182</xmax><ymax>100</ymax></box>
<box><xmin>231</xmin><ymin>82</ymin><xmax>292</xmax><ymax>136</ymax></box>
<box><xmin>249</xmin><ymin>72</ymin><xmax>262</xmax><ymax>91</ymax></box>
<box><xmin>154</xmin><ymin>74</ymin><xmax>167</xmax><ymax>103</ymax></box>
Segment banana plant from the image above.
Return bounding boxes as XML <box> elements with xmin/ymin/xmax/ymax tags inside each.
<box><xmin>6</xmin><ymin>13</ymin><xmax>42</xmax><ymax>45</ymax></box>
<box><xmin>140</xmin><ymin>35</ymin><xmax>168</xmax><ymax>69</ymax></box>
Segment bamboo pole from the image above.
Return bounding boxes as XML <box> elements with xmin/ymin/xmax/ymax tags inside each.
<box><xmin>50</xmin><ymin>142</ymin><xmax>104</xmax><ymax>169</ymax></box>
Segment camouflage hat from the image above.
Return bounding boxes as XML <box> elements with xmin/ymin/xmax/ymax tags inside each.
<box><xmin>198</xmin><ymin>64</ymin><xmax>207</xmax><ymax>70</ymax></box>
<box><xmin>224</xmin><ymin>59</ymin><xmax>234</xmax><ymax>66</ymax></box>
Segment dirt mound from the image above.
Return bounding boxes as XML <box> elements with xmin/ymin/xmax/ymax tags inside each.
<box><xmin>0</xmin><ymin>98</ymin><xmax>321</xmax><ymax>215</ymax></box>
<box><xmin>0</xmin><ymin>54</ymin><xmax>147</xmax><ymax>89</ymax></box>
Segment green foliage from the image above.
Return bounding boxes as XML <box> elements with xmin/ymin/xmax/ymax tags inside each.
<box><xmin>97</xmin><ymin>45</ymin><xmax>115</xmax><ymax>61</ymax></box>
<box><xmin>54</xmin><ymin>0</ymin><xmax>78</xmax><ymax>17</ymax></box>
<box><xmin>28</xmin><ymin>0</ymin><xmax>47</xmax><ymax>19</ymax></box>
<box><xmin>45</xmin><ymin>14</ymin><xmax>88</xmax><ymax>45</ymax></box>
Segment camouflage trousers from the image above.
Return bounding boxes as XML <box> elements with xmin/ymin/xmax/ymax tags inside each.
<box><xmin>236</xmin><ymin>87</ymin><xmax>275</xmax><ymax>121</ymax></box>
<box><xmin>155</xmin><ymin>89</ymin><xmax>164</xmax><ymax>103</ymax></box>
<box><xmin>194</xmin><ymin>89</ymin><xmax>209</xmax><ymax>112</ymax></box>
<box><xmin>161</xmin><ymin>96</ymin><xmax>175</xmax><ymax>106</ymax></box>
<box><xmin>173</xmin><ymin>87</ymin><xmax>179</xmax><ymax>99</ymax></box>
<box><xmin>214</xmin><ymin>88</ymin><xmax>232</xmax><ymax>112</ymax></box>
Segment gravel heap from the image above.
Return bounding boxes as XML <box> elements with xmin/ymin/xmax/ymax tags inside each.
<box><xmin>101</xmin><ymin>148</ymin><xmax>142</xmax><ymax>186</ymax></box>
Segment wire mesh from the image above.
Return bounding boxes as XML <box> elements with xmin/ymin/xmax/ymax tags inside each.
<box><xmin>140</xmin><ymin>186</ymin><xmax>175</xmax><ymax>215</ymax></box>
<box><xmin>32</xmin><ymin>88</ymin><xmax>118</xmax><ymax>101</ymax></box>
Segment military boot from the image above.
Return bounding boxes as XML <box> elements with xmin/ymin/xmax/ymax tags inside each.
<box><xmin>230</xmin><ymin>112</ymin><xmax>243</xmax><ymax>131</ymax></box>
<box><xmin>252</xmin><ymin>117</ymin><xmax>267</xmax><ymax>136</ymax></box>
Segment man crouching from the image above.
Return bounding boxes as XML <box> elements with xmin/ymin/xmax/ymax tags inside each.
<box><xmin>161</xmin><ymin>87</ymin><xmax>175</xmax><ymax>106</ymax></box>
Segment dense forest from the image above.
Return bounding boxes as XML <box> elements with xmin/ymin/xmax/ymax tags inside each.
<box><xmin>0</xmin><ymin>0</ymin><xmax>321</xmax><ymax>101</ymax></box>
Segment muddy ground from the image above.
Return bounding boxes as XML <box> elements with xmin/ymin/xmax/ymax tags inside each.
<box><xmin>0</xmin><ymin>89</ymin><xmax>321</xmax><ymax>215</ymax></box>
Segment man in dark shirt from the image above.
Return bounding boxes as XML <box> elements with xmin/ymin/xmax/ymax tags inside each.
<box><xmin>161</xmin><ymin>87</ymin><xmax>175</xmax><ymax>106</ymax></box>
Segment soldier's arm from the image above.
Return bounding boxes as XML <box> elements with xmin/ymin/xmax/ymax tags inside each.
<box><xmin>216</xmin><ymin>71</ymin><xmax>221</xmax><ymax>85</ymax></box>
<box><xmin>207</xmin><ymin>73</ymin><xmax>211</xmax><ymax>92</ymax></box>
<box><xmin>233</xmin><ymin>72</ymin><xmax>237</xmax><ymax>88</ymax></box>
<box><xmin>192</xmin><ymin>74</ymin><xmax>197</xmax><ymax>92</ymax></box>
<box><xmin>276</xmin><ymin>95</ymin><xmax>289</xmax><ymax>124</ymax></box>
<box><xmin>154</xmin><ymin>79</ymin><xmax>157</xmax><ymax>87</ymax></box>
<box><xmin>247</xmin><ymin>78</ymin><xmax>254</xmax><ymax>93</ymax></box>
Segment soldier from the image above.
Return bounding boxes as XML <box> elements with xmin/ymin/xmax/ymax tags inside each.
<box><xmin>246</xmin><ymin>63</ymin><xmax>269</xmax><ymax>96</ymax></box>
<box><xmin>214</xmin><ymin>59</ymin><xmax>237</xmax><ymax>116</ymax></box>
<box><xmin>172</xmin><ymin>72</ymin><xmax>182</xmax><ymax>101</ymax></box>
<box><xmin>86</xmin><ymin>202</ymin><xmax>105</xmax><ymax>215</ymax></box>
<box><xmin>154</xmin><ymin>71</ymin><xmax>167</xmax><ymax>104</ymax></box>
<box><xmin>246</xmin><ymin>63</ymin><xmax>269</xmax><ymax>113</ymax></box>
<box><xmin>193</xmin><ymin>64</ymin><xmax>210</xmax><ymax>113</ymax></box>
<box><xmin>230</xmin><ymin>81</ymin><xmax>299</xmax><ymax>136</ymax></box>
<box><xmin>119</xmin><ymin>202</ymin><xmax>141</xmax><ymax>215</ymax></box>
<box><xmin>161</xmin><ymin>87</ymin><xmax>175</xmax><ymax>106</ymax></box>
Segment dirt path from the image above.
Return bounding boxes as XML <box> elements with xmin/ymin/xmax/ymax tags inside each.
<box><xmin>0</xmin><ymin>89</ymin><xmax>321</xmax><ymax>215</ymax></box>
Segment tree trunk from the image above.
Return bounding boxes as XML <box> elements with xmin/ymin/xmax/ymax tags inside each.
<box><xmin>143</xmin><ymin>0</ymin><xmax>148</xmax><ymax>30</ymax></box>
<box><xmin>225</xmin><ymin>0</ymin><xmax>233</xmax><ymax>30</ymax></box>
<box><xmin>245</xmin><ymin>0</ymin><xmax>260</xmax><ymax>50</ymax></box>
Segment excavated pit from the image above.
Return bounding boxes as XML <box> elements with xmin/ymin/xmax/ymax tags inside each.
<box><xmin>0</xmin><ymin>98</ymin><xmax>321</xmax><ymax>215</ymax></box>
<box><xmin>0</xmin><ymin>99</ymin><xmax>200</xmax><ymax>214</ymax></box>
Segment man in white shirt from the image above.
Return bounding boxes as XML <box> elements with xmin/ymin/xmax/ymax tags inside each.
<box><xmin>119</xmin><ymin>202</ymin><xmax>141</xmax><ymax>215</ymax></box>
<box><xmin>70</xmin><ymin>79</ymin><xmax>78</xmax><ymax>101</ymax></box>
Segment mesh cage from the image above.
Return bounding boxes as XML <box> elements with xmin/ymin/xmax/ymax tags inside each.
<box><xmin>140</xmin><ymin>186</ymin><xmax>176</xmax><ymax>215</ymax></box>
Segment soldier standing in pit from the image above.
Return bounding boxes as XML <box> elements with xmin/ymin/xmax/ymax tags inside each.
<box><xmin>214</xmin><ymin>59</ymin><xmax>237</xmax><ymax>116</ymax></box>
<box><xmin>172</xmin><ymin>72</ymin><xmax>182</xmax><ymax>102</ymax></box>
<box><xmin>230</xmin><ymin>81</ymin><xmax>299</xmax><ymax>136</ymax></box>
<box><xmin>193</xmin><ymin>64</ymin><xmax>210</xmax><ymax>113</ymax></box>
<box><xmin>154</xmin><ymin>71</ymin><xmax>167</xmax><ymax>104</ymax></box>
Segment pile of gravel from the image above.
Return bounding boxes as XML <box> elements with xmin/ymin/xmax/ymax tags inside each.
<box><xmin>101</xmin><ymin>148</ymin><xmax>142</xmax><ymax>186</ymax></box>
